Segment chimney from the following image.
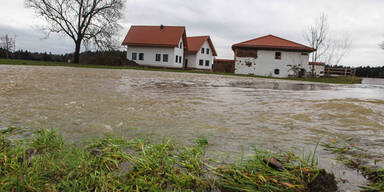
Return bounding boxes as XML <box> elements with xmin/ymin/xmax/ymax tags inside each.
<box><xmin>160</xmin><ymin>24</ymin><xmax>164</xmax><ymax>30</ymax></box>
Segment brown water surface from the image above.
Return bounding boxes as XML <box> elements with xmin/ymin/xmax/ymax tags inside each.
<box><xmin>1</xmin><ymin>65</ymin><xmax>383</xmax><ymax>191</ymax></box>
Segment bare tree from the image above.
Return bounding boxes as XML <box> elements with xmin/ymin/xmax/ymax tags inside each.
<box><xmin>304</xmin><ymin>13</ymin><xmax>353</xmax><ymax>76</ymax></box>
<box><xmin>25</xmin><ymin>0</ymin><xmax>124</xmax><ymax>63</ymax></box>
<box><xmin>0</xmin><ymin>34</ymin><xmax>16</xmax><ymax>59</ymax></box>
<box><xmin>304</xmin><ymin>14</ymin><xmax>329</xmax><ymax>61</ymax></box>
<box><xmin>304</xmin><ymin>13</ymin><xmax>329</xmax><ymax>76</ymax></box>
<box><xmin>325</xmin><ymin>35</ymin><xmax>352</xmax><ymax>66</ymax></box>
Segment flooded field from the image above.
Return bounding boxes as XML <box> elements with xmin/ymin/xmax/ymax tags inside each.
<box><xmin>1</xmin><ymin>65</ymin><xmax>384</xmax><ymax>191</ymax></box>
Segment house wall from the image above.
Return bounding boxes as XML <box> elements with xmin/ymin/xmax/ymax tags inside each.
<box><xmin>212</xmin><ymin>59</ymin><xmax>235</xmax><ymax>73</ymax></box>
<box><xmin>234</xmin><ymin>49</ymin><xmax>310</xmax><ymax>77</ymax></box>
<box><xmin>186</xmin><ymin>40</ymin><xmax>214</xmax><ymax>70</ymax></box>
<box><xmin>174</xmin><ymin>37</ymin><xmax>185</xmax><ymax>68</ymax></box>
<box><xmin>126</xmin><ymin>37</ymin><xmax>185</xmax><ymax>68</ymax></box>
<box><xmin>185</xmin><ymin>54</ymin><xmax>197</xmax><ymax>69</ymax></box>
<box><xmin>308</xmin><ymin>65</ymin><xmax>325</xmax><ymax>76</ymax></box>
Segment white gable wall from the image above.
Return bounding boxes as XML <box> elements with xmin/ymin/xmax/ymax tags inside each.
<box><xmin>185</xmin><ymin>40</ymin><xmax>214</xmax><ymax>70</ymax></box>
<box><xmin>174</xmin><ymin>37</ymin><xmax>185</xmax><ymax>67</ymax></box>
<box><xmin>235</xmin><ymin>50</ymin><xmax>309</xmax><ymax>77</ymax></box>
<box><xmin>307</xmin><ymin>65</ymin><xmax>325</xmax><ymax>76</ymax></box>
<box><xmin>126</xmin><ymin>37</ymin><xmax>185</xmax><ymax>68</ymax></box>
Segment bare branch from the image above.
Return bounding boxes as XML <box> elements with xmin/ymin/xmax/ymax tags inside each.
<box><xmin>304</xmin><ymin>13</ymin><xmax>329</xmax><ymax>63</ymax></box>
<box><xmin>25</xmin><ymin>0</ymin><xmax>124</xmax><ymax>63</ymax></box>
<box><xmin>325</xmin><ymin>35</ymin><xmax>352</xmax><ymax>66</ymax></box>
<box><xmin>1</xmin><ymin>34</ymin><xmax>16</xmax><ymax>59</ymax></box>
<box><xmin>303</xmin><ymin>13</ymin><xmax>329</xmax><ymax>77</ymax></box>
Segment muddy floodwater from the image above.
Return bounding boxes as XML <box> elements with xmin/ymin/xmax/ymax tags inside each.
<box><xmin>1</xmin><ymin>65</ymin><xmax>384</xmax><ymax>191</ymax></box>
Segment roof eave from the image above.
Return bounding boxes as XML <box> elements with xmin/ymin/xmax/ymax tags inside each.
<box><xmin>123</xmin><ymin>43</ymin><xmax>177</xmax><ymax>48</ymax></box>
<box><xmin>232</xmin><ymin>45</ymin><xmax>315</xmax><ymax>52</ymax></box>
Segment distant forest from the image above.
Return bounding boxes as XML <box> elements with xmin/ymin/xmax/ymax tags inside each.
<box><xmin>0</xmin><ymin>48</ymin><xmax>129</xmax><ymax>66</ymax></box>
<box><xmin>0</xmin><ymin>47</ymin><xmax>72</xmax><ymax>62</ymax></box>
<box><xmin>1</xmin><ymin>48</ymin><xmax>383</xmax><ymax>78</ymax></box>
<box><xmin>354</xmin><ymin>66</ymin><xmax>384</xmax><ymax>78</ymax></box>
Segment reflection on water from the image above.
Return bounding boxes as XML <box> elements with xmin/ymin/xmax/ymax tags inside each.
<box><xmin>1</xmin><ymin>65</ymin><xmax>384</xmax><ymax>190</ymax></box>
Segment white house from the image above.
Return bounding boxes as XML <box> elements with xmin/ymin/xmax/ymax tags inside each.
<box><xmin>185</xmin><ymin>36</ymin><xmax>217</xmax><ymax>70</ymax></box>
<box><xmin>308</xmin><ymin>62</ymin><xmax>326</xmax><ymax>77</ymax></box>
<box><xmin>122</xmin><ymin>25</ymin><xmax>188</xmax><ymax>68</ymax></box>
<box><xmin>232</xmin><ymin>35</ymin><xmax>315</xmax><ymax>77</ymax></box>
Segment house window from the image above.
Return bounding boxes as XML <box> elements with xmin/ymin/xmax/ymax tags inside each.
<box><xmin>274</xmin><ymin>69</ymin><xmax>280</xmax><ymax>75</ymax></box>
<box><xmin>132</xmin><ymin>53</ymin><xmax>137</xmax><ymax>60</ymax></box>
<box><xmin>201</xmin><ymin>48</ymin><xmax>205</xmax><ymax>54</ymax></box>
<box><xmin>155</xmin><ymin>54</ymin><xmax>161</xmax><ymax>61</ymax></box>
<box><xmin>206</xmin><ymin>48</ymin><xmax>210</xmax><ymax>54</ymax></box>
<box><xmin>199</xmin><ymin>59</ymin><xmax>204</xmax><ymax>66</ymax></box>
<box><xmin>179</xmin><ymin>56</ymin><xmax>182</xmax><ymax>63</ymax></box>
<box><xmin>205</xmin><ymin>60</ymin><xmax>210</xmax><ymax>66</ymax></box>
<box><xmin>275</xmin><ymin>52</ymin><xmax>281</xmax><ymax>60</ymax></box>
<box><xmin>179</xmin><ymin>42</ymin><xmax>183</xmax><ymax>49</ymax></box>
<box><xmin>139</xmin><ymin>53</ymin><xmax>144</xmax><ymax>60</ymax></box>
<box><xmin>163</xmin><ymin>54</ymin><xmax>168</xmax><ymax>62</ymax></box>
<box><xmin>176</xmin><ymin>55</ymin><xmax>179</xmax><ymax>63</ymax></box>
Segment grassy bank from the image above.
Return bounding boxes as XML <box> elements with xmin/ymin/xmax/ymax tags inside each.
<box><xmin>0</xmin><ymin>127</ymin><xmax>336</xmax><ymax>192</ymax></box>
<box><xmin>322</xmin><ymin>140</ymin><xmax>384</xmax><ymax>192</ymax></box>
<box><xmin>0</xmin><ymin>59</ymin><xmax>361</xmax><ymax>84</ymax></box>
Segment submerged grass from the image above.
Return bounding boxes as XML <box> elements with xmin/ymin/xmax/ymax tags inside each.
<box><xmin>0</xmin><ymin>128</ymin><xmax>335</xmax><ymax>191</ymax></box>
<box><xmin>0</xmin><ymin>59</ymin><xmax>361</xmax><ymax>84</ymax></box>
<box><xmin>322</xmin><ymin>140</ymin><xmax>384</xmax><ymax>192</ymax></box>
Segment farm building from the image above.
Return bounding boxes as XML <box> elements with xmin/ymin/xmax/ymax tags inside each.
<box><xmin>122</xmin><ymin>25</ymin><xmax>217</xmax><ymax>70</ymax></box>
<box><xmin>308</xmin><ymin>62</ymin><xmax>325</xmax><ymax>77</ymax></box>
<box><xmin>185</xmin><ymin>36</ymin><xmax>217</xmax><ymax>70</ymax></box>
<box><xmin>213</xmin><ymin>59</ymin><xmax>235</xmax><ymax>73</ymax></box>
<box><xmin>122</xmin><ymin>25</ymin><xmax>188</xmax><ymax>68</ymax></box>
<box><xmin>232</xmin><ymin>35</ymin><xmax>315</xmax><ymax>77</ymax></box>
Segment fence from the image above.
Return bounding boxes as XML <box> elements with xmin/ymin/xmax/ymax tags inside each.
<box><xmin>324</xmin><ymin>66</ymin><xmax>355</xmax><ymax>77</ymax></box>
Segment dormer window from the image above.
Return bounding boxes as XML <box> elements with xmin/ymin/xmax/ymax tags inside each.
<box><xmin>275</xmin><ymin>52</ymin><xmax>281</xmax><ymax>60</ymax></box>
<box><xmin>201</xmin><ymin>48</ymin><xmax>205</xmax><ymax>54</ymax></box>
<box><xmin>206</xmin><ymin>48</ymin><xmax>210</xmax><ymax>54</ymax></box>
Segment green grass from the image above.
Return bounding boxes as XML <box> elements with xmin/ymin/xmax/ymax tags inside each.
<box><xmin>0</xmin><ymin>127</ymin><xmax>333</xmax><ymax>192</ymax></box>
<box><xmin>0</xmin><ymin>59</ymin><xmax>361</xmax><ymax>84</ymax></box>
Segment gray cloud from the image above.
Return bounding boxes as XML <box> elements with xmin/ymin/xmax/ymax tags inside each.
<box><xmin>1</xmin><ymin>0</ymin><xmax>383</xmax><ymax>66</ymax></box>
<box><xmin>0</xmin><ymin>24</ymin><xmax>73</xmax><ymax>54</ymax></box>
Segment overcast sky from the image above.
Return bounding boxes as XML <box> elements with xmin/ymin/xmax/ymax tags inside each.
<box><xmin>0</xmin><ymin>0</ymin><xmax>383</xmax><ymax>67</ymax></box>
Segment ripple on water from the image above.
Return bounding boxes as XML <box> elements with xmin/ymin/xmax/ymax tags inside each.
<box><xmin>1</xmin><ymin>65</ymin><xmax>384</xmax><ymax>191</ymax></box>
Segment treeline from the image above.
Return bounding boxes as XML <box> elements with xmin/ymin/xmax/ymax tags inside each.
<box><xmin>0</xmin><ymin>48</ymin><xmax>72</xmax><ymax>62</ymax></box>
<box><xmin>354</xmin><ymin>66</ymin><xmax>384</xmax><ymax>78</ymax></box>
<box><xmin>0</xmin><ymin>48</ymin><xmax>133</xmax><ymax>66</ymax></box>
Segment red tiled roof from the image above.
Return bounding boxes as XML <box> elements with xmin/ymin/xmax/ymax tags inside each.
<box><xmin>121</xmin><ymin>25</ymin><xmax>187</xmax><ymax>48</ymax></box>
<box><xmin>186</xmin><ymin>36</ymin><xmax>217</xmax><ymax>56</ymax></box>
<box><xmin>232</xmin><ymin>35</ymin><xmax>315</xmax><ymax>52</ymax></box>
<box><xmin>309</xmin><ymin>62</ymin><xmax>325</xmax><ymax>66</ymax></box>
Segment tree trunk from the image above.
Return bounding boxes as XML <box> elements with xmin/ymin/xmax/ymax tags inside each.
<box><xmin>73</xmin><ymin>40</ymin><xmax>81</xmax><ymax>64</ymax></box>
